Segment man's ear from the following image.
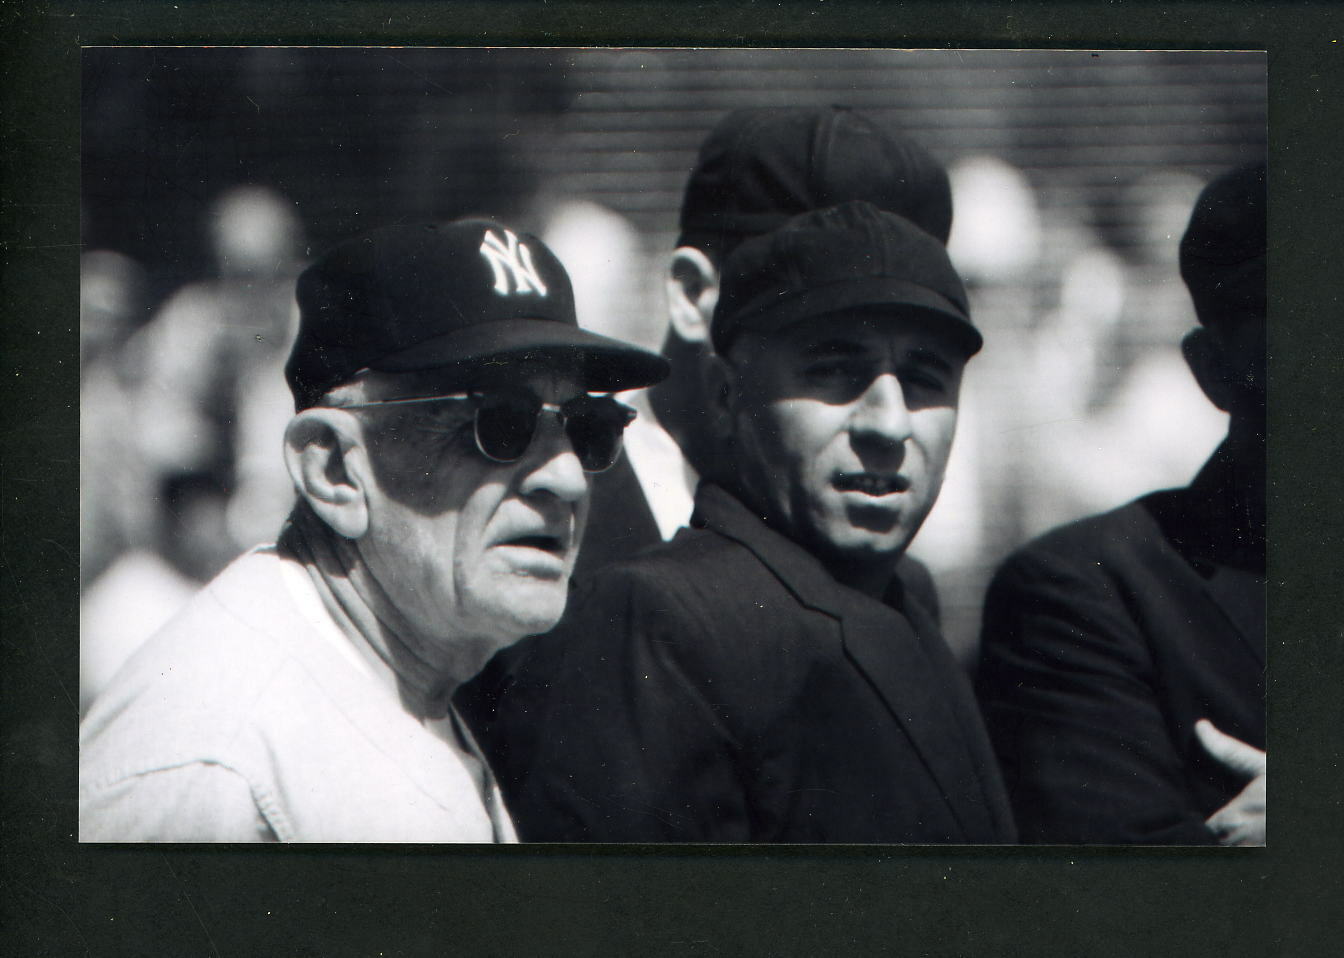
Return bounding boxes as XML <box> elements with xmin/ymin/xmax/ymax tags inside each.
<box><xmin>665</xmin><ymin>246</ymin><xmax>719</xmax><ymax>345</ymax></box>
<box><xmin>1182</xmin><ymin>327</ymin><xmax>1233</xmax><ymax>413</ymax></box>
<box><xmin>283</xmin><ymin>408</ymin><xmax>371</xmax><ymax>539</ymax></box>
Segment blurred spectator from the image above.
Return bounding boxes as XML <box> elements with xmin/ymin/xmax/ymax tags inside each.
<box><xmin>132</xmin><ymin>185</ymin><xmax>305</xmax><ymax>557</ymax></box>
<box><xmin>946</xmin><ymin>156</ymin><xmax>1043</xmax><ymax>286</ymax></box>
<box><xmin>541</xmin><ymin>198</ymin><xmax>663</xmax><ymax>354</ymax></box>
<box><xmin>929</xmin><ymin>160</ymin><xmax>1228</xmax><ymax>663</ymax></box>
<box><xmin>80</xmin><ymin>249</ymin><xmax>148</xmax><ymax>368</ymax></box>
<box><xmin>929</xmin><ymin>156</ymin><xmax>1045</xmax><ymax>661</ymax></box>
<box><xmin>1017</xmin><ymin>170</ymin><xmax>1226</xmax><ymax>539</ymax></box>
<box><xmin>81</xmin><ymin>187</ymin><xmax>306</xmax><ymax>711</ymax></box>
<box><xmin>80</xmin><ymin>249</ymin><xmax>155</xmax><ymax>590</ymax></box>
<box><xmin>80</xmin><ymin>473</ymin><xmax>232</xmax><ymax>715</ymax></box>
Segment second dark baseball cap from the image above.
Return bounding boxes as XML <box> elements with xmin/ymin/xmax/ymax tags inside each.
<box><xmin>286</xmin><ymin>221</ymin><xmax>669</xmax><ymax>408</ymax></box>
<box><xmin>678</xmin><ymin>105</ymin><xmax>953</xmax><ymax>254</ymax></box>
<box><xmin>711</xmin><ymin>201</ymin><xmax>980</xmax><ymax>357</ymax></box>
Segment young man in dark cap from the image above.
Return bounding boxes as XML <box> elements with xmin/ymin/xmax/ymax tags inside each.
<box><xmin>79</xmin><ymin>220</ymin><xmax>667</xmax><ymax>842</ymax></box>
<box><xmin>498</xmin><ymin>201</ymin><xmax>1016</xmax><ymax>842</ymax></box>
<box><xmin>976</xmin><ymin>164</ymin><xmax>1267</xmax><ymax>845</ymax></box>
<box><xmin>588</xmin><ymin>104</ymin><xmax>956</xmax><ymax>579</ymax></box>
<box><xmin>458</xmin><ymin>106</ymin><xmax>959</xmax><ymax>788</ymax></box>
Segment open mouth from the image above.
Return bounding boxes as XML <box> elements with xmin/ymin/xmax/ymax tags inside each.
<box><xmin>501</xmin><ymin>534</ymin><xmax>567</xmax><ymax>554</ymax></box>
<box><xmin>833</xmin><ymin>472</ymin><xmax>910</xmax><ymax>497</ymax></box>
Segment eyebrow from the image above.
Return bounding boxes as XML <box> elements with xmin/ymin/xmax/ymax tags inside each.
<box><xmin>907</xmin><ymin>348</ymin><xmax>955</xmax><ymax>376</ymax></box>
<box><xmin>799</xmin><ymin>339</ymin><xmax>868</xmax><ymax>358</ymax></box>
<box><xmin>798</xmin><ymin>339</ymin><xmax>955</xmax><ymax>376</ymax></box>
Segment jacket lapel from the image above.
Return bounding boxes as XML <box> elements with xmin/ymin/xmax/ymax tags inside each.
<box><xmin>836</xmin><ymin>602</ymin><xmax>988</xmax><ymax>838</ymax></box>
<box><xmin>1144</xmin><ymin>468</ymin><xmax>1266</xmax><ymax>670</ymax></box>
<box><xmin>1194</xmin><ymin>562</ymin><xmax>1266</xmax><ymax>668</ymax></box>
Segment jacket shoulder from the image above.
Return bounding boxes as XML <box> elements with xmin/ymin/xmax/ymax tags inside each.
<box><xmin>557</xmin><ymin>528</ymin><xmax>840</xmax><ymax>707</ymax></box>
<box><xmin>1019</xmin><ymin>499</ymin><xmax>1163</xmax><ymax>559</ymax></box>
<box><xmin>584</xmin><ymin>526</ymin><xmax>815</xmax><ymax>634</ymax></box>
<box><xmin>994</xmin><ymin>493</ymin><xmax>1196</xmax><ymax>588</ymax></box>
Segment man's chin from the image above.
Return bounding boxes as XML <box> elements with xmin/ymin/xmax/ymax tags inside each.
<box><xmin>502</xmin><ymin>596</ymin><xmax>569</xmax><ymax>640</ymax></box>
<box><xmin>806</xmin><ymin>526</ymin><xmax>910</xmax><ymax>571</ymax></box>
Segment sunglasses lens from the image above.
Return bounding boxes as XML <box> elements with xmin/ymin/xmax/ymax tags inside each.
<box><xmin>474</xmin><ymin>393</ymin><xmax>540</xmax><ymax>462</ymax></box>
<box><xmin>563</xmin><ymin>396</ymin><xmax>634</xmax><ymax>472</ymax></box>
<box><xmin>471</xmin><ymin>392</ymin><xmax>633</xmax><ymax>471</ymax></box>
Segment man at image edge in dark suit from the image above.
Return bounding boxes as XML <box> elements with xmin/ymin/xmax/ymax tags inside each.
<box><xmin>975</xmin><ymin>164</ymin><xmax>1267</xmax><ymax>845</ymax></box>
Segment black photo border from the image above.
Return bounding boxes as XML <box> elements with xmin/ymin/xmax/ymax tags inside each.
<box><xmin>3</xmin><ymin>2</ymin><xmax>1341</xmax><ymax>955</ymax></box>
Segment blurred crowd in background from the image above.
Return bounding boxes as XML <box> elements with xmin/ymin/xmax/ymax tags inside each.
<box><xmin>80</xmin><ymin>48</ymin><xmax>1266</xmax><ymax>712</ymax></box>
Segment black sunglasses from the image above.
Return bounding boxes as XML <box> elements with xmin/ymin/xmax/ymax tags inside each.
<box><xmin>340</xmin><ymin>390</ymin><xmax>636</xmax><ymax>473</ymax></box>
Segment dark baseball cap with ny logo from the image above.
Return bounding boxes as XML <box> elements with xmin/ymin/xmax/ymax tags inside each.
<box><xmin>285</xmin><ymin>220</ymin><xmax>669</xmax><ymax>408</ymax></box>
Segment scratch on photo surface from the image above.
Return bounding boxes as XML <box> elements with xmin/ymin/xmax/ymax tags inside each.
<box><xmin>1</xmin><ymin>548</ymin><xmax>32</xmax><ymax>614</ymax></box>
<box><xmin>163</xmin><ymin>856</ymin><xmax>222</xmax><ymax>958</ymax></box>
<box><xmin>41</xmin><ymin>536</ymin><xmax>76</xmax><ymax>567</ymax></box>
<box><xmin>7</xmin><ymin>875</ymin><xmax>93</xmax><ymax>956</ymax></box>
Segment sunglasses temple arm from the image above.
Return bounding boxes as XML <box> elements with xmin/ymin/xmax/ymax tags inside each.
<box><xmin>336</xmin><ymin>393</ymin><xmax>474</xmax><ymax>410</ymax></box>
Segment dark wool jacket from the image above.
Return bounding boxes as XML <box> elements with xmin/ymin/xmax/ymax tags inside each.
<box><xmin>476</xmin><ymin>482</ymin><xmax>1015</xmax><ymax>843</ymax></box>
<box><xmin>976</xmin><ymin>444</ymin><xmax>1264</xmax><ymax>844</ymax></box>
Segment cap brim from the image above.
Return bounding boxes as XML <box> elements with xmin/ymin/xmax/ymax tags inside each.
<box><xmin>728</xmin><ymin>277</ymin><xmax>982</xmax><ymax>357</ymax></box>
<box><xmin>368</xmin><ymin>317</ymin><xmax>670</xmax><ymax>392</ymax></box>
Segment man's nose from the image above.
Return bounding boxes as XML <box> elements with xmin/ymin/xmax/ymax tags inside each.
<box><xmin>519</xmin><ymin>416</ymin><xmax>589</xmax><ymax>503</ymax></box>
<box><xmin>848</xmin><ymin>373</ymin><xmax>913</xmax><ymax>448</ymax></box>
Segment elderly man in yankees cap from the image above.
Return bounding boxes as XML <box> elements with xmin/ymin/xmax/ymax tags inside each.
<box><xmin>79</xmin><ymin>220</ymin><xmax>667</xmax><ymax>842</ymax></box>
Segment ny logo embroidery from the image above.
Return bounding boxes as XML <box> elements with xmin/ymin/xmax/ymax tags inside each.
<box><xmin>479</xmin><ymin>228</ymin><xmax>548</xmax><ymax>297</ymax></box>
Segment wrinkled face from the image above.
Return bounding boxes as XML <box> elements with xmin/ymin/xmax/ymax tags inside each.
<box><xmin>724</xmin><ymin>311</ymin><xmax>967</xmax><ymax>576</ymax></box>
<box><xmin>356</xmin><ymin>369</ymin><xmax>592</xmax><ymax>657</ymax></box>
